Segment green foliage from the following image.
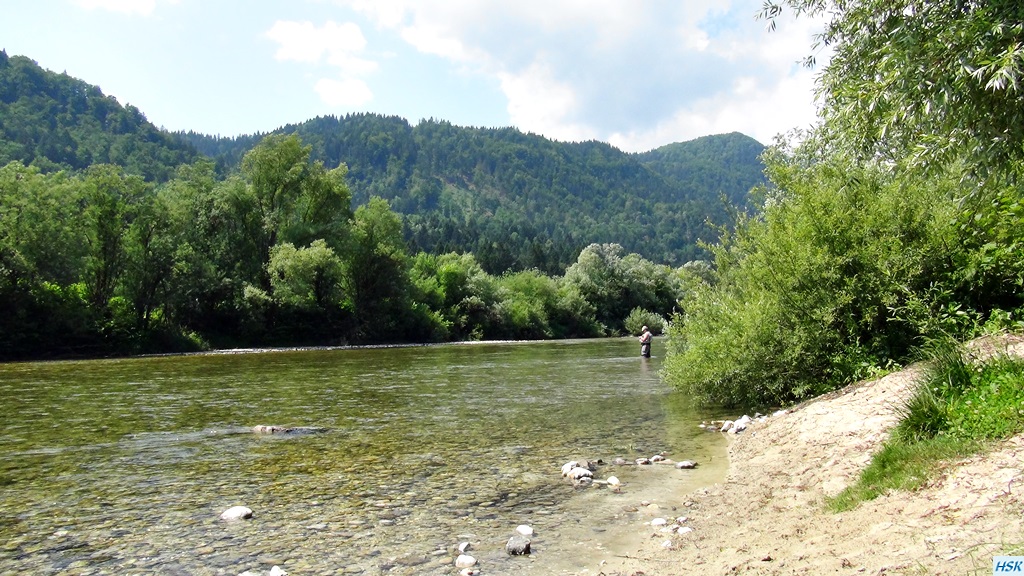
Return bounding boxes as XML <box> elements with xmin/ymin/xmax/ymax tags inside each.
<box><xmin>761</xmin><ymin>0</ymin><xmax>1024</xmax><ymax>180</ymax></box>
<box><xmin>947</xmin><ymin>358</ymin><xmax>1024</xmax><ymax>440</ymax></box>
<box><xmin>636</xmin><ymin>132</ymin><xmax>767</xmax><ymax>208</ymax></box>
<box><xmin>665</xmin><ymin>152</ymin><xmax>964</xmax><ymax>408</ymax></box>
<box><xmin>268</xmin><ymin>240</ymin><xmax>346</xmax><ymax>311</ymax></box>
<box><xmin>563</xmin><ymin>243</ymin><xmax>684</xmax><ymax>334</ymax></box>
<box><xmin>348</xmin><ymin>197</ymin><xmax>411</xmax><ymax>341</ymax></box>
<box><xmin>624</xmin><ymin>308</ymin><xmax>665</xmax><ymax>336</ymax></box>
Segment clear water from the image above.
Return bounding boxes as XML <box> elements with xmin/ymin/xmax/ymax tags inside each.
<box><xmin>0</xmin><ymin>338</ymin><xmax>728</xmax><ymax>575</ymax></box>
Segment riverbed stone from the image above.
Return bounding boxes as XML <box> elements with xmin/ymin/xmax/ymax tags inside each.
<box><xmin>455</xmin><ymin>554</ymin><xmax>477</xmax><ymax>568</ymax></box>
<box><xmin>676</xmin><ymin>460</ymin><xmax>698</xmax><ymax>469</ymax></box>
<box><xmin>732</xmin><ymin>415</ymin><xmax>752</xmax><ymax>433</ymax></box>
<box><xmin>219</xmin><ymin>506</ymin><xmax>253</xmax><ymax>521</ymax></box>
<box><xmin>506</xmin><ymin>534</ymin><xmax>531</xmax><ymax>555</ymax></box>
<box><xmin>567</xmin><ymin>467</ymin><xmax>593</xmax><ymax>480</ymax></box>
<box><xmin>515</xmin><ymin>524</ymin><xmax>534</xmax><ymax>536</ymax></box>
<box><xmin>561</xmin><ymin>461</ymin><xmax>579</xmax><ymax>476</ymax></box>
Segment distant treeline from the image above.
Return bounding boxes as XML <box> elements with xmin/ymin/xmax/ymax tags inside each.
<box><xmin>0</xmin><ymin>134</ymin><xmax>692</xmax><ymax>361</ymax></box>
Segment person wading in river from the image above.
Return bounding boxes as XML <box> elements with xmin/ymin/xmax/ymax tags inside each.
<box><xmin>638</xmin><ymin>325</ymin><xmax>653</xmax><ymax>358</ymax></box>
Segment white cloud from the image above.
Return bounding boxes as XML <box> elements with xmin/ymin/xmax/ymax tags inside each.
<box><xmin>607</xmin><ymin>67</ymin><xmax>819</xmax><ymax>151</ymax></box>
<box><xmin>498</xmin><ymin>61</ymin><xmax>596</xmax><ymax>142</ymax></box>
<box><xmin>315</xmin><ymin>76</ymin><xmax>374</xmax><ymax>107</ymax></box>
<box><xmin>72</xmin><ymin>0</ymin><xmax>165</xmax><ymax>16</ymax></box>
<box><xmin>334</xmin><ymin>0</ymin><xmax>826</xmax><ymax>149</ymax></box>
<box><xmin>267</xmin><ymin>20</ymin><xmax>378</xmax><ymax>108</ymax></box>
<box><xmin>267</xmin><ymin>20</ymin><xmax>376</xmax><ymax>73</ymax></box>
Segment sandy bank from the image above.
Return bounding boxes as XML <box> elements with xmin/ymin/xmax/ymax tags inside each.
<box><xmin>594</xmin><ymin>334</ymin><xmax>1024</xmax><ymax>575</ymax></box>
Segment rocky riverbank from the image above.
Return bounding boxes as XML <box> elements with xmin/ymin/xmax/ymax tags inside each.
<box><xmin>594</xmin><ymin>334</ymin><xmax>1024</xmax><ymax>575</ymax></box>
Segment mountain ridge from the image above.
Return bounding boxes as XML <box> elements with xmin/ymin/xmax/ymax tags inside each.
<box><xmin>1</xmin><ymin>50</ymin><xmax>766</xmax><ymax>272</ymax></box>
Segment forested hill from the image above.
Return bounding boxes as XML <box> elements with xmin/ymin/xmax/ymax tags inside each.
<box><xmin>181</xmin><ymin>117</ymin><xmax>766</xmax><ymax>272</ymax></box>
<box><xmin>636</xmin><ymin>132</ymin><xmax>767</xmax><ymax>208</ymax></box>
<box><xmin>0</xmin><ymin>51</ymin><xmax>200</xmax><ymax>181</ymax></box>
<box><xmin>0</xmin><ymin>51</ymin><xmax>767</xmax><ymax>273</ymax></box>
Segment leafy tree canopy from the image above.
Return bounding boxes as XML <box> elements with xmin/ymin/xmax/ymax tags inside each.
<box><xmin>761</xmin><ymin>0</ymin><xmax>1024</xmax><ymax>179</ymax></box>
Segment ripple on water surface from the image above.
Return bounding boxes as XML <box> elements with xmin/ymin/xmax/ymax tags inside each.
<box><xmin>0</xmin><ymin>338</ymin><xmax>729</xmax><ymax>575</ymax></box>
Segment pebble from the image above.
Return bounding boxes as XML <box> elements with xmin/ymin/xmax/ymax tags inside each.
<box><xmin>455</xmin><ymin>554</ymin><xmax>477</xmax><ymax>568</ymax></box>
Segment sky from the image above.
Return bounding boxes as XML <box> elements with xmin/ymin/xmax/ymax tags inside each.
<box><xmin>1</xmin><ymin>0</ymin><xmax>827</xmax><ymax>153</ymax></box>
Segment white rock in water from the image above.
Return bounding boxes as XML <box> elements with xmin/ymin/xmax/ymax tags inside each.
<box><xmin>567</xmin><ymin>467</ymin><xmax>593</xmax><ymax>480</ymax></box>
<box><xmin>270</xmin><ymin>566</ymin><xmax>288</xmax><ymax>576</ymax></box>
<box><xmin>516</xmin><ymin>525</ymin><xmax>534</xmax><ymax>537</ymax></box>
<box><xmin>773</xmin><ymin>409</ymin><xmax>788</xmax><ymax>417</ymax></box>
<box><xmin>561</xmin><ymin>461</ymin><xmax>579</xmax><ymax>476</ymax></box>
<box><xmin>676</xmin><ymin>460</ymin><xmax>698</xmax><ymax>469</ymax></box>
<box><xmin>219</xmin><ymin>506</ymin><xmax>253</xmax><ymax>521</ymax></box>
<box><xmin>651</xmin><ymin>454</ymin><xmax>666</xmax><ymax>462</ymax></box>
<box><xmin>720</xmin><ymin>420</ymin><xmax>734</xmax><ymax>432</ymax></box>
<box><xmin>606</xmin><ymin>476</ymin><xmax>621</xmax><ymax>486</ymax></box>
<box><xmin>651</xmin><ymin>518</ymin><xmax>668</xmax><ymax>527</ymax></box>
<box><xmin>455</xmin><ymin>554</ymin><xmax>477</xmax><ymax>568</ymax></box>
<box><xmin>635</xmin><ymin>457</ymin><xmax>652</xmax><ymax>465</ymax></box>
<box><xmin>458</xmin><ymin>541</ymin><xmax>471</xmax><ymax>553</ymax></box>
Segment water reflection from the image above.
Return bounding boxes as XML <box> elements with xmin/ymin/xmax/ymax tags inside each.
<box><xmin>0</xmin><ymin>338</ymin><xmax>728</xmax><ymax>575</ymax></box>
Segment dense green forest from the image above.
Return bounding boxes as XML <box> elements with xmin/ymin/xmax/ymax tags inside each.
<box><xmin>0</xmin><ymin>51</ymin><xmax>200</xmax><ymax>181</ymax></box>
<box><xmin>0</xmin><ymin>135</ymin><xmax>684</xmax><ymax>359</ymax></box>
<box><xmin>664</xmin><ymin>0</ymin><xmax>1024</xmax><ymax>409</ymax></box>
<box><xmin>1</xmin><ymin>49</ymin><xmax>757</xmax><ymax>360</ymax></box>
<box><xmin>0</xmin><ymin>49</ymin><xmax>766</xmax><ymax>276</ymax></box>
<box><xmin>180</xmin><ymin>118</ymin><xmax>765</xmax><ymax>274</ymax></box>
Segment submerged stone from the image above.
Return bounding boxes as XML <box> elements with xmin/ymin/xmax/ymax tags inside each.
<box><xmin>506</xmin><ymin>534</ymin><xmax>531</xmax><ymax>555</ymax></box>
<box><xmin>219</xmin><ymin>506</ymin><xmax>252</xmax><ymax>521</ymax></box>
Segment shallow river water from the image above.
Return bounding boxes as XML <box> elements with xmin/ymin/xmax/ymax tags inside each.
<box><xmin>0</xmin><ymin>338</ymin><xmax>728</xmax><ymax>576</ymax></box>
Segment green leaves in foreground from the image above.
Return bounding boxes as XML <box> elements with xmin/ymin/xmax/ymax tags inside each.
<box><xmin>828</xmin><ymin>340</ymin><xmax>1024</xmax><ymax>512</ymax></box>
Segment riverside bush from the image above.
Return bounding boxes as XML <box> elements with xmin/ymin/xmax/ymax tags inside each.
<box><xmin>665</xmin><ymin>153</ymin><xmax>958</xmax><ymax>408</ymax></box>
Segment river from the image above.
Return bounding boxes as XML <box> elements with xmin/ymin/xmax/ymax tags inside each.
<box><xmin>0</xmin><ymin>338</ymin><xmax>728</xmax><ymax>575</ymax></box>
